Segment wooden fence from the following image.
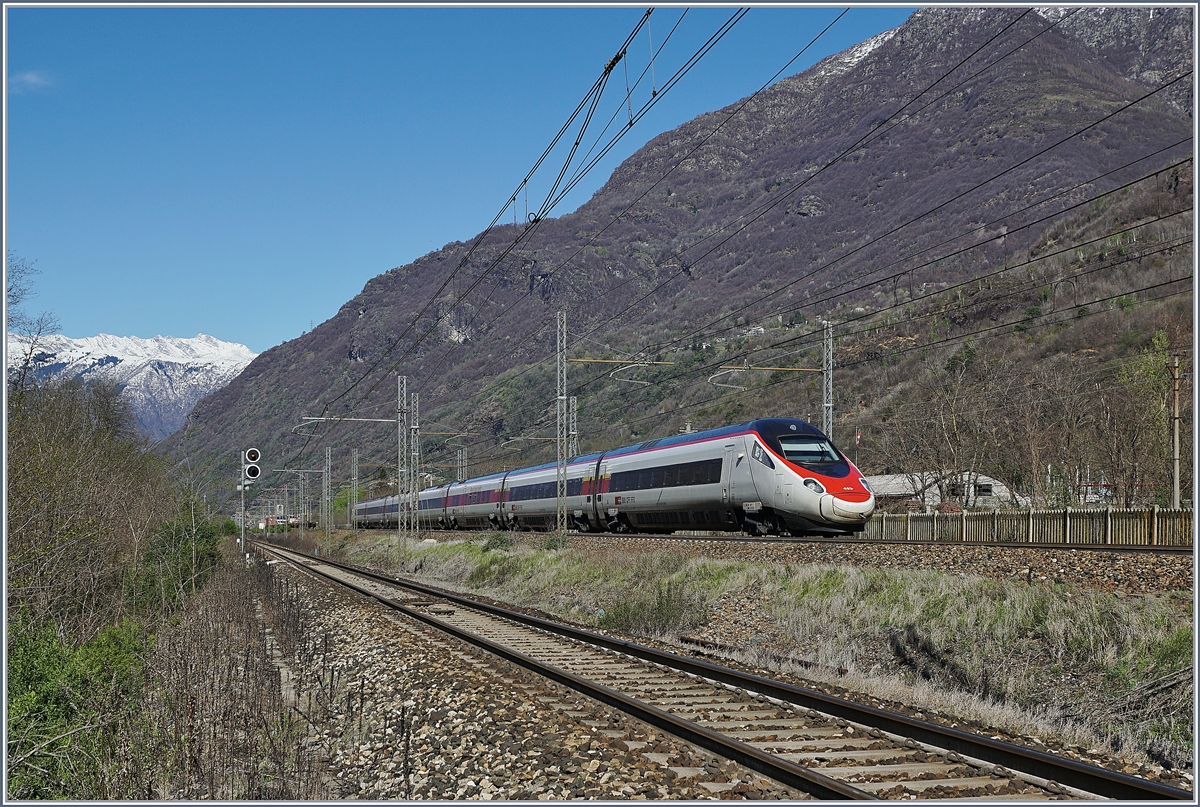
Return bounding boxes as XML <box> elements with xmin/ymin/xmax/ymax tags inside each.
<box><xmin>862</xmin><ymin>507</ymin><xmax>1193</xmax><ymax>547</ymax></box>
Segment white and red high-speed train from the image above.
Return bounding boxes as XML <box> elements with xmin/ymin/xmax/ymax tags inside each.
<box><xmin>354</xmin><ymin>417</ymin><xmax>874</xmax><ymax>536</ymax></box>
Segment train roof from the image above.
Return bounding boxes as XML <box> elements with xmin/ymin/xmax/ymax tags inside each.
<box><xmin>355</xmin><ymin>418</ymin><xmax>824</xmax><ymax>506</ymax></box>
<box><xmin>603</xmin><ymin>417</ymin><xmax>822</xmax><ymax>458</ymax></box>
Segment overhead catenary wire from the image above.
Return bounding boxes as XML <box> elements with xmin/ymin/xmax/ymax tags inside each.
<box><xmin>600</xmin><ymin>279</ymin><xmax>1189</xmax><ymax>458</ymax></box>
<box><xmin>454</xmin><ymin>244</ymin><xmax>1192</xmax><ymax>472</ymax></box>
<box><xmin>427</xmin><ymin>7</ymin><xmax>747</xmax><ymax>352</ymax></box>
<box><xmin>333</xmin><ymin>5</ymin><xmax>784</xmax><ymax>427</ymax></box>
<box><xmin>337</xmin><ymin>8</ymin><xmax>752</xmax><ymax>418</ymax></box>
<box><xmin>558</xmin><ymin>8</ymin><xmax>1055</xmax><ymax>352</ymax></box>
<box><xmin>408</xmin><ymin>8</ymin><xmax>1066</xmax><ymax>436</ymax></box>
<box><xmin>432</xmin><ymin>200</ymin><xmax>1190</xmax><ymax>473</ymax></box>
<box><xmin>403</xmin><ymin>136</ymin><xmax>1194</xmax><ymax>440</ymax></box>
<box><xmin>669</xmin><ymin>146</ymin><xmax>1195</xmax><ymax>352</ymax></box>
<box><xmin>282</xmin><ymin>9</ymin><xmax>665</xmax><ymax>468</ymax></box>
<box><xmin>451</xmin><ymin>150</ymin><xmax>1194</xmax><ymax>472</ymax></box>
<box><xmin>452</xmin><ymin>158</ymin><xmax>1192</xmax><ymax>447</ymax></box>
<box><xmin>312</xmin><ymin>12</ymin><xmax>1190</xmax><ymax>475</ymax></box>
<box><xmin>401</xmin><ymin>8</ymin><xmax>859</xmax><ymax>408</ymax></box>
<box><xmin>595</xmin><ymin>64</ymin><xmax>1194</xmax><ymax>366</ymax></box>
<box><xmin>619</xmin><ymin>220</ymin><xmax>1192</xmax><ymax>411</ymax></box>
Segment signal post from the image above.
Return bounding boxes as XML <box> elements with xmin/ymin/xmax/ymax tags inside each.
<box><xmin>240</xmin><ymin>447</ymin><xmax>261</xmax><ymax>552</ymax></box>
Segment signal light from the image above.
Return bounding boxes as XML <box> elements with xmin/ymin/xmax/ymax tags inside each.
<box><xmin>243</xmin><ymin>448</ymin><xmax>262</xmax><ymax>483</ymax></box>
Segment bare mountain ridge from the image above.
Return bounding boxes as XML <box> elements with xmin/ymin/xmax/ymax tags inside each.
<box><xmin>167</xmin><ymin>7</ymin><xmax>1193</xmax><ymax>477</ymax></box>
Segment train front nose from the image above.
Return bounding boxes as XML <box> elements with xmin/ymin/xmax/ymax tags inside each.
<box><xmin>819</xmin><ymin>492</ymin><xmax>875</xmax><ymax>523</ymax></box>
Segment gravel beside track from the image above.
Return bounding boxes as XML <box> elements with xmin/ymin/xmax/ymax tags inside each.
<box><xmin>257</xmin><ymin>535</ymin><xmax>1196</xmax><ymax>797</ymax></box>
<box><xmin>292</xmin><ymin>568</ymin><xmax>801</xmax><ymax>799</ymax></box>
<box><xmin>556</xmin><ymin>535</ymin><xmax>1193</xmax><ymax>595</ymax></box>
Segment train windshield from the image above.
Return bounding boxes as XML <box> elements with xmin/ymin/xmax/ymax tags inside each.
<box><xmin>778</xmin><ymin>435</ymin><xmax>841</xmax><ymax>466</ymax></box>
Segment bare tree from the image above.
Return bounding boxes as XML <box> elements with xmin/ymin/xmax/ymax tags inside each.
<box><xmin>6</xmin><ymin>250</ymin><xmax>59</xmax><ymax>391</ymax></box>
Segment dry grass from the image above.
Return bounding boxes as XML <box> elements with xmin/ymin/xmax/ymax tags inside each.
<box><xmin>325</xmin><ymin>531</ymin><xmax>1193</xmax><ymax>769</ymax></box>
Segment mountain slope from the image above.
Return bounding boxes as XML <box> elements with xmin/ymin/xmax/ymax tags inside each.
<box><xmin>165</xmin><ymin>7</ymin><xmax>1192</xmax><ymax>488</ymax></box>
<box><xmin>9</xmin><ymin>333</ymin><xmax>257</xmax><ymax>440</ymax></box>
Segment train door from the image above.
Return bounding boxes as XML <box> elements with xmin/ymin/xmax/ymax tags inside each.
<box><xmin>776</xmin><ymin>470</ymin><xmax>793</xmax><ymax>509</ymax></box>
<box><xmin>589</xmin><ymin>456</ymin><xmax>607</xmax><ymax>529</ymax></box>
<box><xmin>723</xmin><ymin>444</ymin><xmax>736</xmax><ymax>503</ymax></box>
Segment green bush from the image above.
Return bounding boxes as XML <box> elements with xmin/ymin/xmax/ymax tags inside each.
<box><xmin>599</xmin><ymin>580</ymin><xmax>709</xmax><ymax>637</ymax></box>
<box><xmin>482</xmin><ymin>532</ymin><xmax>515</xmax><ymax>552</ymax></box>
<box><xmin>7</xmin><ymin>615</ymin><xmax>148</xmax><ymax>799</ymax></box>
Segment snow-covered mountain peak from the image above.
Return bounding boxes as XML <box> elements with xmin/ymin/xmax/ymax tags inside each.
<box><xmin>7</xmin><ymin>332</ymin><xmax>258</xmax><ymax>440</ymax></box>
<box><xmin>22</xmin><ymin>332</ymin><xmax>256</xmax><ymax>367</ymax></box>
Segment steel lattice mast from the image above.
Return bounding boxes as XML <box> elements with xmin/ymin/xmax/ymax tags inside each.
<box><xmin>556</xmin><ymin>311</ymin><xmax>568</xmax><ymax>534</ymax></box>
<box><xmin>323</xmin><ymin>447</ymin><xmax>332</xmax><ymax>535</ymax></box>
<box><xmin>398</xmin><ymin>375</ymin><xmax>408</xmax><ymax>544</ymax></box>
<box><xmin>410</xmin><ymin>392</ymin><xmax>421</xmax><ymax>536</ymax></box>
<box><xmin>822</xmin><ymin>320</ymin><xmax>834</xmax><ymax>437</ymax></box>
<box><xmin>350</xmin><ymin>448</ymin><xmax>359</xmax><ymax>534</ymax></box>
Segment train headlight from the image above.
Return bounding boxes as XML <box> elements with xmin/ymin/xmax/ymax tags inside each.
<box><xmin>803</xmin><ymin>478</ymin><xmax>825</xmax><ymax>494</ymax></box>
<box><xmin>860</xmin><ymin>478</ymin><xmax>871</xmax><ymax>492</ymax></box>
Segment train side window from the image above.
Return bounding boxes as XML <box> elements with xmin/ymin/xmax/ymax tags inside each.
<box><xmin>706</xmin><ymin>459</ymin><xmax>721</xmax><ymax>483</ymax></box>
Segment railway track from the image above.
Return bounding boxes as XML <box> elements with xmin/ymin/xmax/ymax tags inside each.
<box><xmin>256</xmin><ymin>541</ymin><xmax>1192</xmax><ymax>801</ymax></box>
<box><xmin>357</xmin><ymin>526</ymin><xmax>1192</xmax><ymax>554</ymax></box>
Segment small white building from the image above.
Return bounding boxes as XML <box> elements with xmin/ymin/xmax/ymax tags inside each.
<box><xmin>866</xmin><ymin>471</ymin><xmax>1027</xmax><ymax>510</ymax></box>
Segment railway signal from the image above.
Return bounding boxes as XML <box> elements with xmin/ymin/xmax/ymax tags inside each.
<box><xmin>243</xmin><ymin>447</ymin><xmax>262</xmax><ymax>485</ymax></box>
<box><xmin>239</xmin><ymin>447</ymin><xmax>262</xmax><ymax>553</ymax></box>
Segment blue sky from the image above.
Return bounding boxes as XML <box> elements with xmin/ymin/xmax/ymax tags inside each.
<box><xmin>6</xmin><ymin>5</ymin><xmax>914</xmax><ymax>354</ymax></box>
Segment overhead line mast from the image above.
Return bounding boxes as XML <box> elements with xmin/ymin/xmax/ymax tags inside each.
<box><xmin>556</xmin><ymin>311</ymin><xmax>568</xmax><ymax>534</ymax></box>
<box><xmin>399</xmin><ymin>375</ymin><xmax>408</xmax><ymax>546</ymax></box>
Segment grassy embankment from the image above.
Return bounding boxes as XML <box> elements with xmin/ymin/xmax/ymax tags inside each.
<box><xmin>309</xmin><ymin>530</ymin><xmax>1192</xmax><ymax>769</ymax></box>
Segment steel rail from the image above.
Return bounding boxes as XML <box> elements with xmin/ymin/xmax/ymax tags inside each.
<box><xmin>258</xmin><ymin>540</ymin><xmax>1192</xmax><ymax>801</ymax></box>
<box><xmin>258</xmin><ymin>543</ymin><xmax>874</xmax><ymax>799</ymax></box>
<box><xmin>352</xmin><ymin>526</ymin><xmax>1192</xmax><ymax>553</ymax></box>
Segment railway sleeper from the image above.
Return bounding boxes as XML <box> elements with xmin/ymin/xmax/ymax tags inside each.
<box><xmin>842</xmin><ymin>725</ymin><xmax>1094</xmax><ymax>800</ymax></box>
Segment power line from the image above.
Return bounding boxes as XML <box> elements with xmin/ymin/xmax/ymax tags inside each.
<box><xmin>337</xmin><ymin>9</ymin><xmax>754</xmax><ymax>419</ymax></box>
<box><xmin>409</xmin><ymin>7</ymin><xmax>834</xmax><ymax>396</ymax></box>
<box><xmin>631</xmin><ymin>70</ymin><xmax>1193</xmax><ymax>361</ymax></box>
<box><xmin>412</xmin><ymin>143</ymin><xmax>1193</xmax><ymax>452</ymax></box>
<box><xmin>282</xmin><ymin>10</ymin><xmax>663</xmax><ymax>468</ymax></box>
<box><xmin>331</xmin><ymin>15</ymin><xmax>1200</xmax><ymax>475</ymax></box>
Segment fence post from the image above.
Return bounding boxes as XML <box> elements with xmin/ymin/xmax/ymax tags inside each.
<box><xmin>961</xmin><ymin>508</ymin><xmax>967</xmax><ymax>542</ymax></box>
<box><xmin>993</xmin><ymin>509</ymin><xmax>999</xmax><ymax>542</ymax></box>
<box><xmin>1104</xmin><ymin>507</ymin><xmax>1111</xmax><ymax>545</ymax></box>
<box><xmin>880</xmin><ymin>511</ymin><xmax>886</xmax><ymax>541</ymax></box>
<box><xmin>933</xmin><ymin>509</ymin><xmax>938</xmax><ymax>541</ymax></box>
<box><xmin>1150</xmin><ymin>505</ymin><xmax>1159</xmax><ymax>546</ymax></box>
<box><xmin>1027</xmin><ymin>507</ymin><xmax>1034</xmax><ymax>543</ymax></box>
<box><xmin>906</xmin><ymin>511</ymin><xmax>911</xmax><ymax>542</ymax></box>
<box><xmin>1064</xmin><ymin>506</ymin><xmax>1070</xmax><ymax>545</ymax></box>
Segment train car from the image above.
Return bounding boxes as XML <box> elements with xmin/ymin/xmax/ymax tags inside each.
<box><xmin>353</xmin><ymin>417</ymin><xmax>874</xmax><ymax>536</ymax></box>
<box><xmin>355</xmin><ymin>494</ymin><xmax>400</xmax><ymax>527</ymax></box>
<box><xmin>442</xmin><ymin>471</ymin><xmax>506</xmax><ymax>530</ymax></box>
<box><xmin>501</xmin><ymin>453</ymin><xmax>604</xmax><ymax>532</ymax></box>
